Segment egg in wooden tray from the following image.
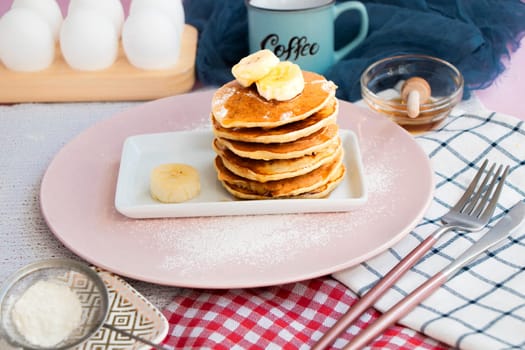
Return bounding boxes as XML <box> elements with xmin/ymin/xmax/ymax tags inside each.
<box><xmin>0</xmin><ymin>0</ymin><xmax>196</xmax><ymax>103</ymax></box>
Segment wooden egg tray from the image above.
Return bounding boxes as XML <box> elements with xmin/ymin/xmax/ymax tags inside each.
<box><xmin>0</xmin><ymin>24</ymin><xmax>198</xmax><ymax>103</ymax></box>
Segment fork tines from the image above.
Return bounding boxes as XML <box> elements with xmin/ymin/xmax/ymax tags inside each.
<box><xmin>455</xmin><ymin>160</ymin><xmax>510</xmax><ymax>219</ymax></box>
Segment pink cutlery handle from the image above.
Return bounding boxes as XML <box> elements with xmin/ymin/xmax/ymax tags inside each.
<box><xmin>313</xmin><ymin>235</ymin><xmax>439</xmax><ymax>350</ymax></box>
<box><xmin>343</xmin><ymin>271</ymin><xmax>448</xmax><ymax>350</ymax></box>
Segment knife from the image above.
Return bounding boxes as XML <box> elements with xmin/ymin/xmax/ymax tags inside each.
<box><xmin>343</xmin><ymin>201</ymin><xmax>525</xmax><ymax>350</ymax></box>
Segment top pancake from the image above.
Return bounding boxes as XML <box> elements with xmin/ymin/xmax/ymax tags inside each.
<box><xmin>212</xmin><ymin>71</ymin><xmax>337</xmax><ymax>128</ymax></box>
<box><xmin>212</xmin><ymin>97</ymin><xmax>338</xmax><ymax>144</ymax></box>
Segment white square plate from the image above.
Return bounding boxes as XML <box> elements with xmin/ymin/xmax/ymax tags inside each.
<box><xmin>114</xmin><ymin>130</ymin><xmax>367</xmax><ymax>218</ymax></box>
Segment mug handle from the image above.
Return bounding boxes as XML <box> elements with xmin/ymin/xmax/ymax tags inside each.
<box><xmin>333</xmin><ymin>1</ymin><xmax>369</xmax><ymax>62</ymax></box>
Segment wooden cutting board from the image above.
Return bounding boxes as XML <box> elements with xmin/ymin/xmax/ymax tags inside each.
<box><xmin>0</xmin><ymin>24</ymin><xmax>198</xmax><ymax>103</ymax></box>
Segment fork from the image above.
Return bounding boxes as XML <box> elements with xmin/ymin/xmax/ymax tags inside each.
<box><xmin>313</xmin><ymin>159</ymin><xmax>509</xmax><ymax>350</ymax></box>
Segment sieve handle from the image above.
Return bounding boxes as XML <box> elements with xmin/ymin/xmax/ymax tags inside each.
<box><xmin>103</xmin><ymin>323</ymin><xmax>169</xmax><ymax>350</ymax></box>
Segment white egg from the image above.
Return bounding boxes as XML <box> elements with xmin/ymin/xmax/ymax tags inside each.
<box><xmin>11</xmin><ymin>0</ymin><xmax>63</xmax><ymax>41</ymax></box>
<box><xmin>0</xmin><ymin>8</ymin><xmax>55</xmax><ymax>71</ymax></box>
<box><xmin>122</xmin><ymin>9</ymin><xmax>181</xmax><ymax>70</ymax></box>
<box><xmin>129</xmin><ymin>0</ymin><xmax>184</xmax><ymax>34</ymax></box>
<box><xmin>60</xmin><ymin>8</ymin><xmax>118</xmax><ymax>71</ymax></box>
<box><xmin>68</xmin><ymin>0</ymin><xmax>124</xmax><ymax>36</ymax></box>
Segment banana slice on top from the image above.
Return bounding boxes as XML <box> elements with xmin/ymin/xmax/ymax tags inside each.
<box><xmin>231</xmin><ymin>49</ymin><xmax>280</xmax><ymax>87</ymax></box>
<box><xmin>256</xmin><ymin>61</ymin><xmax>305</xmax><ymax>101</ymax></box>
<box><xmin>150</xmin><ymin>163</ymin><xmax>200</xmax><ymax>203</ymax></box>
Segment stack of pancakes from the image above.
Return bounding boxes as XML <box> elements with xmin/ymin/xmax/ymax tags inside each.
<box><xmin>211</xmin><ymin>71</ymin><xmax>346</xmax><ymax>199</ymax></box>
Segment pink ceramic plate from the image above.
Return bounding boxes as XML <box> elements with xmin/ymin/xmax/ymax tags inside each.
<box><xmin>40</xmin><ymin>90</ymin><xmax>434</xmax><ymax>289</ymax></box>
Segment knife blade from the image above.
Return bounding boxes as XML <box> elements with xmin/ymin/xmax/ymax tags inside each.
<box><xmin>443</xmin><ymin>200</ymin><xmax>525</xmax><ymax>277</ymax></box>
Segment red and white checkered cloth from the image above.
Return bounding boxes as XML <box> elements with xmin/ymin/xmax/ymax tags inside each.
<box><xmin>161</xmin><ymin>277</ymin><xmax>449</xmax><ymax>349</ymax></box>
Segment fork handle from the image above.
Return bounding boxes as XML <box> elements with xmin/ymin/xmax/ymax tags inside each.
<box><xmin>343</xmin><ymin>272</ymin><xmax>448</xmax><ymax>350</ymax></box>
<box><xmin>313</xmin><ymin>230</ymin><xmax>447</xmax><ymax>350</ymax></box>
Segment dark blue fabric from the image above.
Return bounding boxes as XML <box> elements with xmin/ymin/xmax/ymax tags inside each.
<box><xmin>184</xmin><ymin>0</ymin><xmax>525</xmax><ymax>102</ymax></box>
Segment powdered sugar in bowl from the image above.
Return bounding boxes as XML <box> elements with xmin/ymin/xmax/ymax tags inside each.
<box><xmin>0</xmin><ymin>259</ymin><xmax>109</xmax><ymax>350</ymax></box>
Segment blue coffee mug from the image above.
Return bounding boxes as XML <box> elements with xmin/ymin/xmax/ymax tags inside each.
<box><xmin>247</xmin><ymin>0</ymin><xmax>369</xmax><ymax>73</ymax></box>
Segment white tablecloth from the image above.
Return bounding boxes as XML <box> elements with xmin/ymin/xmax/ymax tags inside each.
<box><xmin>0</xmin><ymin>101</ymin><xmax>180</xmax><ymax>310</ymax></box>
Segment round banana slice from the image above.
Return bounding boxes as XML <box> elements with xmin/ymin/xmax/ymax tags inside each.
<box><xmin>150</xmin><ymin>163</ymin><xmax>200</xmax><ymax>203</ymax></box>
<box><xmin>256</xmin><ymin>61</ymin><xmax>305</xmax><ymax>101</ymax></box>
<box><xmin>231</xmin><ymin>49</ymin><xmax>280</xmax><ymax>87</ymax></box>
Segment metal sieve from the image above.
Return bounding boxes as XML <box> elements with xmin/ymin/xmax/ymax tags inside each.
<box><xmin>0</xmin><ymin>258</ymin><xmax>167</xmax><ymax>350</ymax></box>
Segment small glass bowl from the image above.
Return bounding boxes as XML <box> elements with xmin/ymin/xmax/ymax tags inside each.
<box><xmin>361</xmin><ymin>54</ymin><xmax>464</xmax><ymax>131</ymax></box>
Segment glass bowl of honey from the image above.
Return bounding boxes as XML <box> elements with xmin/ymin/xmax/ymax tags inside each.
<box><xmin>361</xmin><ymin>54</ymin><xmax>464</xmax><ymax>132</ymax></box>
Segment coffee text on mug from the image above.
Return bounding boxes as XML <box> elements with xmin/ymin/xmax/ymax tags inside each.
<box><xmin>260</xmin><ymin>34</ymin><xmax>320</xmax><ymax>61</ymax></box>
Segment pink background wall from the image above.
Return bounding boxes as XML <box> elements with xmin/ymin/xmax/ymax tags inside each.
<box><xmin>0</xmin><ymin>0</ymin><xmax>523</xmax><ymax>120</ymax></box>
<box><xmin>475</xmin><ymin>47</ymin><xmax>525</xmax><ymax>120</ymax></box>
<box><xmin>0</xmin><ymin>0</ymin><xmax>131</xmax><ymax>15</ymax></box>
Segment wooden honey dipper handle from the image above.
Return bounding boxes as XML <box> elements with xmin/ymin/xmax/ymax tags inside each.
<box><xmin>401</xmin><ymin>77</ymin><xmax>431</xmax><ymax>118</ymax></box>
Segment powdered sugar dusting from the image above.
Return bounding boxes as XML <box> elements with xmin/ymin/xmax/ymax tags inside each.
<box><xmin>212</xmin><ymin>87</ymin><xmax>235</xmax><ymax>106</ymax></box>
<box><xmin>359</xmin><ymin>137</ymin><xmax>407</xmax><ymax>221</ymax></box>
<box><xmin>280</xmin><ymin>111</ymin><xmax>293</xmax><ymax>121</ymax></box>
<box><xmin>212</xmin><ymin>87</ymin><xmax>236</xmax><ymax>122</ymax></box>
<box><xmin>120</xmin><ymin>138</ymin><xmax>405</xmax><ymax>278</ymax></box>
<box><xmin>188</xmin><ymin>113</ymin><xmax>211</xmax><ymax>131</ymax></box>
<box><xmin>127</xmin><ymin>213</ymin><xmax>353</xmax><ymax>276</ymax></box>
<box><xmin>309</xmin><ymin>80</ymin><xmax>336</xmax><ymax>93</ymax></box>
<box><xmin>322</xmin><ymin>81</ymin><xmax>336</xmax><ymax>93</ymax></box>
<box><xmin>365</xmin><ymin>160</ymin><xmax>395</xmax><ymax>194</ymax></box>
<box><xmin>214</xmin><ymin>106</ymin><xmax>228</xmax><ymax>121</ymax></box>
<box><xmin>117</xmin><ymin>110</ymin><xmax>425</xmax><ymax>284</ymax></box>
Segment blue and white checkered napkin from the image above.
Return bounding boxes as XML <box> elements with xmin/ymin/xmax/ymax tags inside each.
<box><xmin>334</xmin><ymin>98</ymin><xmax>525</xmax><ymax>350</ymax></box>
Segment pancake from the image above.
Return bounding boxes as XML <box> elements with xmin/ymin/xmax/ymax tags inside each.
<box><xmin>211</xmin><ymin>71</ymin><xmax>337</xmax><ymax>128</ymax></box>
<box><xmin>213</xmin><ymin>137</ymin><xmax>343</xmax><ymax>182</ymax></box>
<box><xmin>214</xmin><ymin>151</ymin><xmax>344</xmax><ymax>198</ymax></box>
<box><xmin>294</xmin><ymin>164</ymin><xmax>346</xmax><ymax>199</ymax></box>
<box><xmin>212</xmin><ymin>97</ymin><xmax>338</xmax><ymax>144</ymax></box>
<box><xmin>216</xmin><ymin>123</ymin><xmax>340</xmax><ymax>160</ymax></box>
<box><xmin>218</xmin><ymin>161</ymin><xmax>346</xmax><ymax>200</ymax></box>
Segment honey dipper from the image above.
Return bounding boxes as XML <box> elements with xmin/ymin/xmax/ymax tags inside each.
<box><xmin>401</xmin><ymin>77</ymin><xmax>431</xmax><ymax>118</ymax></box>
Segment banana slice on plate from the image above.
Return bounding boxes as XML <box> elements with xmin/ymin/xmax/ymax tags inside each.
<box><xmin>150</xmin><ymin>163</ymin><xmax>200</xmax><ymax>203</ymax></box>
<box><xmin>256</xmin><ymin>61</ymin><xmax>305</xmax><ymax>101</ymax></box>
<box><xmin>231</xmin><ymin>49</ymin><xmax>280</xmax><ymax>87</ymax></box>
